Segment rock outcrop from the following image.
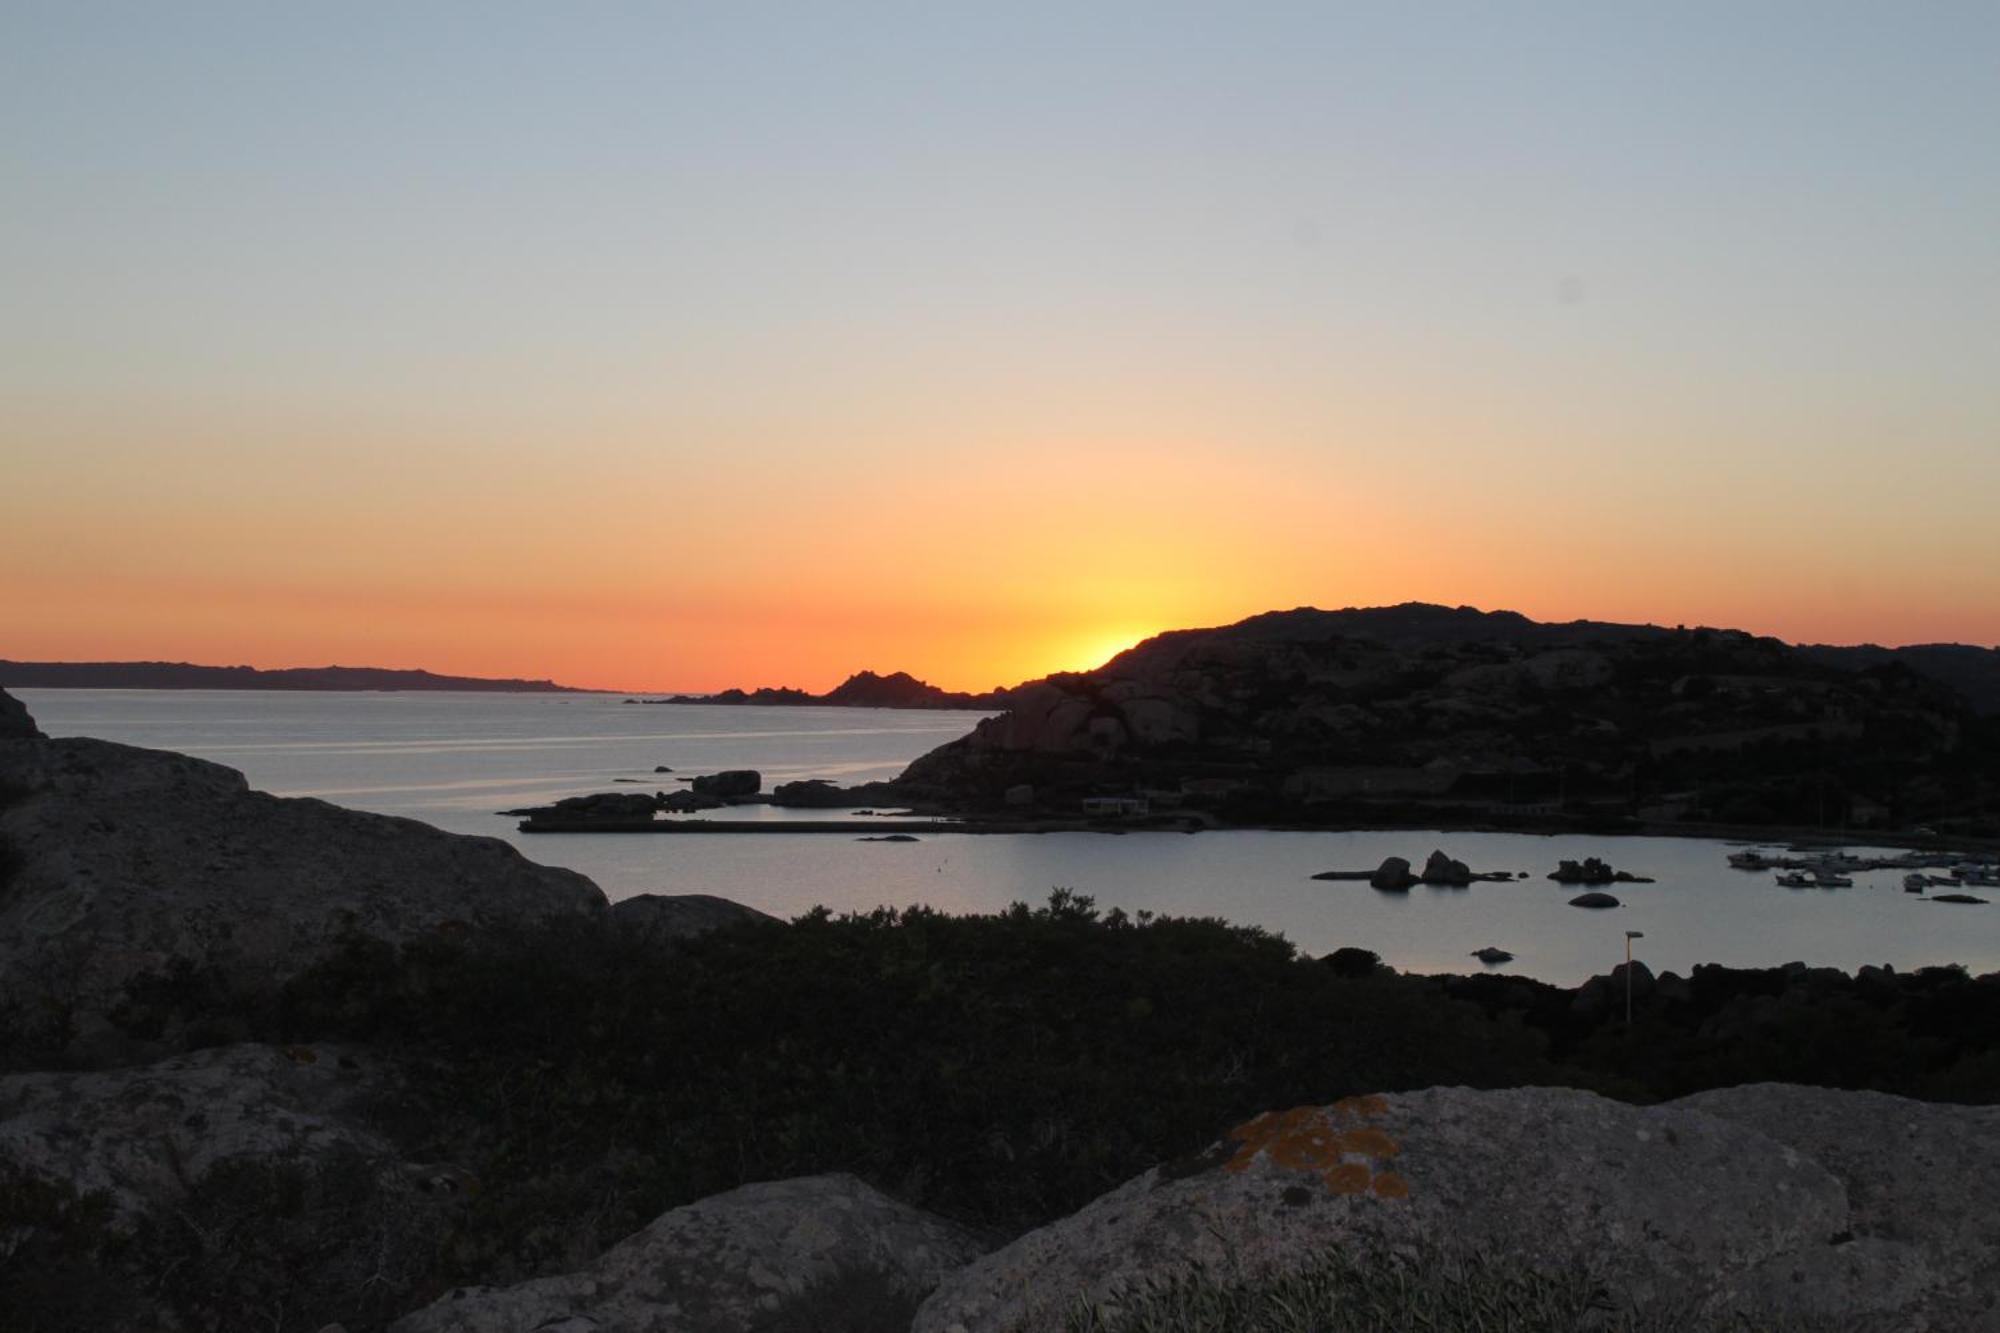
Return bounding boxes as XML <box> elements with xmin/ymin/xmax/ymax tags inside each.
<box><xmin>609</xmin><ymin>893</ymin><xmax>776</xmax><ymax>942</ymax></box>
<box><xmin>392</xmin><ymin>1173</ymin><xmax>988</xmax><ymax>1333</ymax></box>
<box><xmin>0</xmin><ymin>704</ymin><xmax>606</xmax><ymax>1043</ymax></box>
<box><xmin>1551</xmin><ymin>856</ymin><xmax>1652</xmax><ymax>884</ymax></box>
<box><xmin>0</xmin><ymin>1043</ymin><xmax>412</xmax><ymax>1222</ymax></box>
<box><xmin>914</xmin><ymin>1085</ymin><xmax>1998</xmax><ymax>1332</ymax></box>
<box><xmin>769</xmin><ymin>777</ymin><xmax>905</xmax><ymax>808</ymax></box>
<box><xmin>0</xmin><ymin>686</ymin><xmax>41</xmax><ymax>740</ymax></box>
<box><xmin>1676</xmin><ymin>1083</ymin><xmax>2000</xmax><ymax>1327</ymax></box>
<box><xmin>511</xmin><ymin>790</ymin><xmax>664</xmax><ymax>822</ymax></box>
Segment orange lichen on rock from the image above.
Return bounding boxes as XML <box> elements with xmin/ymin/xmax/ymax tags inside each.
<box><xmin>1222</xmin><ymin>1098</ymin><xmax>1410</xmax><ymax>1199</ymax></box>
<box><xmin>1339</xmin><ymin>1126</ymin><xmax>1400</xmax><ymax>1159</ymax></box>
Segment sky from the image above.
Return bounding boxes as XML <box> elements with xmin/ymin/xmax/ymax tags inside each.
<box><xmin>3</xmin><ymin>3</ymin><xmax>1997</xmax><ymax>691</ymax></box>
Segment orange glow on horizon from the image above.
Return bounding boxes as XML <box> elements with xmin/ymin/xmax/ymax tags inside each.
<box><xmin>5</xmin><ymin>401</ymin><xmax>1999</xmax><ymax>693</ymax></box>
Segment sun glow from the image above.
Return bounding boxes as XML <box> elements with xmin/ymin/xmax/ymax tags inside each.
<box><xmin>1057</xmin><ymin>628</ymin><xmax>1157</xmax><ymax>676</ymax></box>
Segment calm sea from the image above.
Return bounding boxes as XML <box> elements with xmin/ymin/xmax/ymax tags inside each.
<box><xmin>19</xmin><ymin>689</ymin><xmax>1995</xmax><ymax>986</ymax></box>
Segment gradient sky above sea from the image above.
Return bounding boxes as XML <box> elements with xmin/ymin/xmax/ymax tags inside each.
<box><xmin>4</xmin><ymin>3</ymin><xmax>1997</xmax><ymax>692</ymax></box>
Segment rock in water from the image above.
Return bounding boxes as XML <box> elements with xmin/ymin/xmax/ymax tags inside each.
<box><xmin>1421</xmin><ymin>849</ymin><xmax>1473</xmax><ymax>886</ymax></box>
<box><xmin>914</xmin><ymin>1085</ymin><xmax>1999</xmax><ymax>1332</ymax></box>
<box><xmin>391</xmin><ymin>1174</ymin><xmax>987</xmax><ymax>1333</ymax></box>
<box><xmin>1568</xmin><ymin>891</ymin><xmax>1622</xmax><ymax>908</ymax></box>
<box><xmin>0</xmin><ymin>686</ymin><xmax>41</xmax><ymax>740</ymax></box>
<box><xmin>524</xmin><ymin>790</ymin><xmax>662</xmax><ymax>821</ymax></box>
<box><xmin>690</xmin><ymin>769</ymin><xmax>761</xmax><ymax>798</ymax></box>
<box><xmin>0</xmin><ymin>734</ymin><xmax>607</xmax><ymax>1046</ymax></box>
<box><xmin>1369</xmin><ymin>856</ymin><xmax>1416</xmax><ymax>891</ymax></box>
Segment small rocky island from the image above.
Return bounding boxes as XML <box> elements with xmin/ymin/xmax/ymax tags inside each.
<box><xmin>631</xmin><ymin>669</ymin><xmax>1011</xmax><ymax>710</ymax></box>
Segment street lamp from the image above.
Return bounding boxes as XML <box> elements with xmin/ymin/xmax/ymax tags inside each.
<box><xmin>1624</xmin><ymin>931</ymin><xmax>1645</xmax><ymax>1026</ymax></box>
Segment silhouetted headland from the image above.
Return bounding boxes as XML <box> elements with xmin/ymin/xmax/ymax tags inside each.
<box><xmin>823</xmin><ymin>603</ymin><xmax>2000</xmax><ymax>838</ymax></box>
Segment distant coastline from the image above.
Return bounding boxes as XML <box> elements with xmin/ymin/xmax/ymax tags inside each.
<box><xmin>0</xmin><ymin>660</ymin><xmax>587</xmax><ymax>693</ymax></box>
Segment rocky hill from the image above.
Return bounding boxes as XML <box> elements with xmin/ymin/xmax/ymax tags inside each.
<box><xmin>895</xmin><ymin>603</ymin><xmax>2000</xmax><ymax>833</ymax></box>
<box><xmin>0</xmin><ymin>660</ymin><xmax>585</xmax><ymax>692</ymax></box>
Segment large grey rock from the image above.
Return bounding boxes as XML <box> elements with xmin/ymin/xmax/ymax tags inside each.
<box><xmin>914</xmin><ymin>1086</ymin><xmax>1882</xmax><ymax>1332</ymax></box>
<box><xmin>392</xmin><ymin>1173</ymin><xmax>988</xmax><ymax>1333</ymax></box>
<box><xmin>0</xmin><ymin>686</ymin><xmax>41</xmax><ymax>740</ymax></box>
<box><xmin>1676</xmin><ymin>1084</ymin><xmax>2000</xmax><ymax>1327</ymax></box>
<box><xmin>0</xmin><ymin>736</ymin><xmax>606</xmax><ymax>1035</ymax></box>
<box><xmin>0</xmin><ymin>1042</ymin><xmax>409</xmax><ymax>1222</ymax></box>
<box><xmin>610</xmin><ymin>893</ymin><xmax>776</xmax><ymax>942</ymax></box>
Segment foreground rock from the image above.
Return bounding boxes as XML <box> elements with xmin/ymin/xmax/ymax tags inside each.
<box><xmin>1677</xmin><ymin>1084</ymin><xmax>2000</xmax><ymax>1328</ymax></box>
<box><xmin>0</xmin><ymin>695</ymin><xmax>606</xmax><ymax>1048</ymax></box>
<box><xmin>393</xmin><ymin>1173</ymin><xmax>987</xmax><ymax>1333</ymax></box>
<box><xmin>0</xmin><ymin>1043</ymin><xmax>413</xmax><ymax>1222</ymax></box>
<box><xmin>915</xmin><ymin>1084</ymin><xmax>1996</xmax><ymax>1332</ymax></box>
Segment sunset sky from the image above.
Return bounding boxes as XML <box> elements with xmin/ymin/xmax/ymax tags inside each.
<box><xmin>4</xmin><ymin>4</ymin><xmax>1997</xmax><ymax>692</ymax></box>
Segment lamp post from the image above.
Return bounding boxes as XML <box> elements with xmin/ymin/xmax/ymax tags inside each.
<box><xmin>1624</xmin><ymin>931</ymin><xmax>1645</xmax><ymax>1026</ymax></box>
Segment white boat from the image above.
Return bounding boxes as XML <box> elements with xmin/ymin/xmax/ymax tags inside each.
<box><xmin>1775</xmin><ymin>871</ymin><xmax>1816</xmax><ymax>889</ymax></box>
<box><xmin>1729</xmin><ymin>850</ymin><xmax>1775</xmax><ymax>870</ymax></box>
<box><xmin>1813</xmin><ymin>872</ymin><xmax>1854</xmax><ymax>888</ymax></box>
